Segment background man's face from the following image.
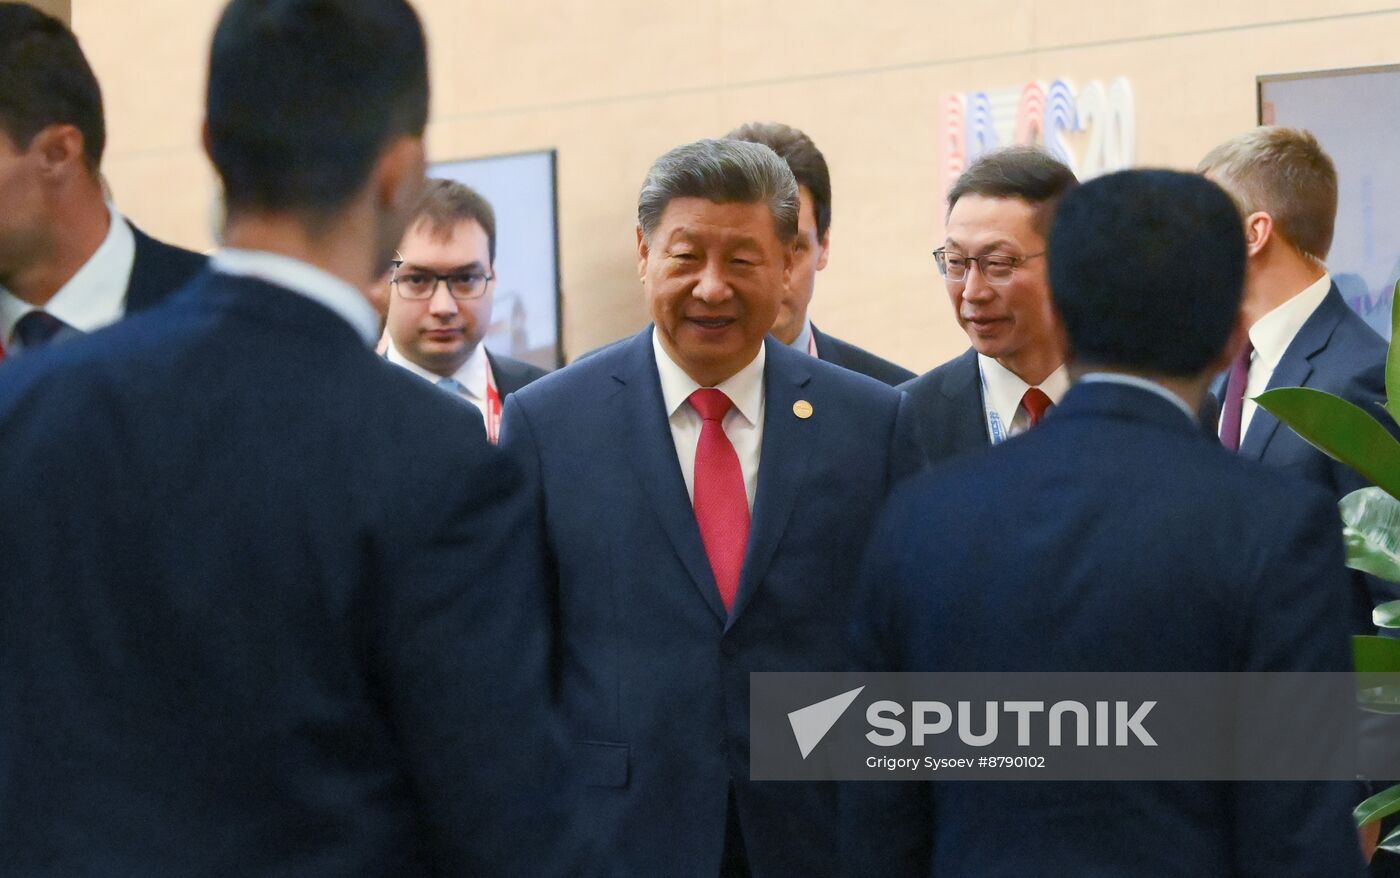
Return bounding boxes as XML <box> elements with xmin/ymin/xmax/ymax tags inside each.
<box><xmin>943</xmin><ymin>194</ymin><xmax>1059</xmax><ymax>369</ymax></box>
<box><xmin>0</xmin><ymin>128</ymin><xmax>49</xmax><ymax>288</ymax></box>
<box><xmin>771</xmin><ymin>185</ymin><xmax>829</xmax><ymax>345</ymax></box>
<box><xmin>386</xmin><ymin>217</ymin><xmax>495</xmax><ymax>377</ymax></box>
<box><xmin>639</xmin><ymin>196</ymin><xmax>792</xmax><ymax>385</ymax></box>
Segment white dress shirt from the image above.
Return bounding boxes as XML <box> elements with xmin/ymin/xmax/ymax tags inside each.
<box><xmin>210</xmin><ymin>248</ymin><xmax>380</xmax><ymax>346</ymax></box>
<box><xmin>977</xmin><ymin>354</ymin><xmax>1071</xmax><ymax>441</ymax></box>
<box><xmin>1232</xmin><ymin>272</ymin><xmax>1332</xmax><ymax>439</ymax></box>
<box><xmin>387</xmin><ymin>339</ymin><xmax>489</xmax><ymax>420</ymax></box>
<box><xmin>0</xmin><ymin>203</ymin><xmax>135</xmax><ymax>351</ymax></box>
<box><xmin>652</xmin><ymin>328</ymin><xmax>765</xmax><ymax>512</ymax></box>
<box><xmin>1078</xmin><ymin>372</ymin><xmax>1198</xmax><ymax>422</ymax></box>
<box><xmin>788</xmin><ymin>317</ymin><xmax>815</xmax><ymax>356</ymax></box>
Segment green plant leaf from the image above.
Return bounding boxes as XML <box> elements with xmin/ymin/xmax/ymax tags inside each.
<box><xmin>1255</xmin><ymin>387</ymin><xmax>1400</xmax><ymax>499</ymax></box>
<box><xmin>1356</xmin><ymin>783</ymin><xmax>1400</xmax><ymax>827</ymax></box>
<box><xmin>1387</xmin><ymin>279</ymin><xmax>1400</xmax><ymax>427</ymax></box>
<box><xmin>1341</xmin><ymin>488</ymin><xmax>1400</xmax><ymax>587</ymax></box>
<box><xmin>1355</xmin><ymin>636</ymin><xmax>1400</xmax><ymax>672</ymax></box>
<box><xmin>1380</xmin><ymin>821</ymin><xmax>1400</xmax><ymax>854</ymax></box>
<box><xmin>1376</xmin><ymin>601</ymin><xmax>1400</xmax><ymax>630</ymax></box>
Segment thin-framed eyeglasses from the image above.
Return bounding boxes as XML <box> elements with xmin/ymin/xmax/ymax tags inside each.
<box><xmin>390</xmin><ymin>260</ymin><xmax>495</xmax><ymax>300</ymax></box>
<box><xmin>932</xmin><ymin>248</ymin><xmax>1044</xmax><ymax>285</ymax></box>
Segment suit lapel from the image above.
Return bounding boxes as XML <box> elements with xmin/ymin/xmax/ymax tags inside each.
<box><xmin>729</xmin><ymin>341</ymin><xmax>818</xmax><ymax>628</ymax></box>
<box><xmin>1238</xmin><ymin>285</ymin><xmax>1341</xmax><ymax>461</ymax></box>
<box><xmin>948</xmin><ymin>349</ymin><xmax>991</xmax><ymax>449</ymax></box>
<box><xmin>616</xmin><ymin>331</ymin><xmax>728</xmax><ymax>623</ymax></box>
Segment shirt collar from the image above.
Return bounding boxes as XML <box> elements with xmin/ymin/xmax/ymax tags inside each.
<box><xmin>209</xmin><ymin>248</ymin><xmax>380</xmax><ymax>346</ymax></box>
<box><xmin>386</xmin><ymin>338</ymin><xmax>488</xmax><ymax>400</ymax></box>
<box><xmin>652</xmin><ymin>326</ymin><xmax>765</xmax><ymax>426</ymax></box>
<box><xmin>977</xmin><ymin>353</ymin><xmax>1070</xmax><ymax>424</ymax></box>
<box><xmin>787</xmin><ymin>317</ymin><xmax>814</xmax><ymax>355</ymax></box>
<box><xmin>1077</xmin><ymin>372</ymin><xmax>1198</xmax><ymax>423</ymax></box>
<box><xmin>1248</xmin><ymin>272</ymin><xmax>1332</xmax><ymax>371</ymax></box>
<box><xmin>0</xmin><ymin>204</ymin><xmax>135</xmax><ymax>347</ymax></box>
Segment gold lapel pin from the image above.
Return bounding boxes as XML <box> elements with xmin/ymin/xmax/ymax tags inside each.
<box><xmin>793</xmin><ymin>400</ymin><xmax>813</xmax><ymax>419</ymax></box>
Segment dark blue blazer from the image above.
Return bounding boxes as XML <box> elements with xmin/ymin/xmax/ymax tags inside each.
<box><xmin>0</xmin><ymin>270</ymin><xmax>570</xmax><ymax>876</ymax></box>
<box><xmin>125</xmin><ymin>221</ymin><xmax>208</xmax><ymax>311</ymax></box>
<box><xmin>811</xmin><ymin>323</ymin><xmax>916</xmax><ymax>386</ymax></box>
<box><xmin>844</xmin><ymin>380</ymin><xmax>1362</xmax><ymax>877</ymax></box>
<box><xmin>898</xmin><ymin>347</ymin><xmax>987</xmax><ymax>466</ymax></box>
<box><xmin>486</xmin><ymin>347</ymin><xmax>549</xmax><ymax>396</ymax></box>
<box><xmin>1218</xmin><ymin>284</ymin><xmax>1394</xmax><ymax>631</ymax></box>
<box><xmin>501</xmin><ymin>328</ymin><xmax>921</xmax><ymax>877</ymax></box>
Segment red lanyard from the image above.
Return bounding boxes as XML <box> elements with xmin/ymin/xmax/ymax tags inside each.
<box><xmin>807</xmin><ymin>331</ymin><xmax>818</xmax><ymax>358</ymax></box>
<box><xmin>483</xmin><ymin>355</ymin><xmax>501</xmax><ymax>445</ymax></box>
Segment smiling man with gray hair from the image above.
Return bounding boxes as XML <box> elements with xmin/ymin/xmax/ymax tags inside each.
<box><xmin>501</xmin><ymin>137</ymin><xmax>922</xmax><ymax>876</ymax></box>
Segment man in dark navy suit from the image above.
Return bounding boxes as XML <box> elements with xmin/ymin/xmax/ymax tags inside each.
<box><xmin>843</xmin><ymin>170</ymin><xmax>1362</xmax><ymax>877</ymax></box>
<box><xmin>899</xmin><ymin>147</ymin><xmax>1078</xmax><ymax>464</ymax></box>
<box><xmin>1201</xmin><ymin>127</ymin><xmax>1394</xmax><ymax>632</ymax></box>
<box><xmin>727</xmin><ymin>121</ymin><xmax>915</xmax><ymax>386</ymax></box>
<box><xmin>502</xmin><ymin>138</ymin><xmax>920</xmax><ymax>877</ymax></box>
<box><xmin>0</xmin><ymin>2</ymin><xmax>567</xmax><ymax>875</ymax></box>
<box><xmin>0</xmin><ymin>3</ymin><xmax>205</xmax><ymax>359</ymax></box>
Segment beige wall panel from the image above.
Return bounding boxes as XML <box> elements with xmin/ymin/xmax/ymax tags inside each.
<box><xmin>25</xmin><ymin>0</ymin><xmax>69</xmax><ymax>23</ymax></box>
<box><xmin>75</xmin><ymin>0</ymin><xmax>216</xmax><ymax>156</ymax></box>
<box><xmin>78</xmin><ymin>1</ymin><xmax>1400</xmax><ymax>369</ymax></box>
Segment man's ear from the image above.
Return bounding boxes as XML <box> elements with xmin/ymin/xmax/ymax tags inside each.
<box><xmin>815</xmin><ymin>229</ymin><xmax>831</xmax><ymax>272</ymax></box>
<box><xmin>636</xmin><ymin>225</ymin><xmax>650</xmax><ymax>282</ymax></box>
<box><xmin>32</xmin><ymin>124</ymin><xmax>87</xmax><ymax>181</ymax></box>
<box><xmin>782</xmin><ymin>237</ymin><xmax>796</xmax><ymax>287</ymax></box>
<box><xmin>1244</xmin><ymin>211</ymin><xmax>1273</xmax><ymax>258</ymax></box>
<box><xmin>375</xmin><ymin>135</ymin><xmax>425</xmax><ymax>216</ymax></box>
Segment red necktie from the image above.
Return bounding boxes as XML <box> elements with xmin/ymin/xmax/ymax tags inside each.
<box><xmin>1020</xmin><ymin>387</ymin><xmax>1054</xmax><ymax>426</ymax></box>
<box><xmin>1219</xmin><ymin>340</ymin><xmax>1253</xmax><ymax>451</ymax></box>
<box><xmin>688</xmin><ymin>388</ymin><xmax>749</xmax><ymax>613</ymax></box>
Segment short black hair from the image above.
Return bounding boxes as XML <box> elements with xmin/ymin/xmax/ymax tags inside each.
<box><xmin>726</xmin><ymin>122</ymin><xmax>832</xmax><ymax>240</ymax></box>
<box><xmin>206</xmin><ymin>0</ymin><xmax>429</xmax><ymax>216</ymax></box>
<box><xmin>0</xmin><ymin>2</ymin><xmax>105</xmax><ymax>169</ymax></box>
<box><xmin>1049</xmin><ymin>169</ymin><xmax>1245</xmax><ymax>377</ymax></box>
<box><xmin>947</xmin><ymin>146</ymin><xmax>1078</xmax><ymax>237</ymax></box>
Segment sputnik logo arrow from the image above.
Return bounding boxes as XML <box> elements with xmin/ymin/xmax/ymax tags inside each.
<box><xmin>788</xmin><ymin>686</ymin><xmax>865</xmax><ymax>759</ymax></box>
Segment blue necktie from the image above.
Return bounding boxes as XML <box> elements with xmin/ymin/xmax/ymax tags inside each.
<box><xmin>435</xmin><ymin>377</ymin><xmax>472</xmax><ymax>406</ymax></box>
<box><xmin>14</xmin><ymin>311</ymin><xmax>74</xmax><ymax>350</ymax></box>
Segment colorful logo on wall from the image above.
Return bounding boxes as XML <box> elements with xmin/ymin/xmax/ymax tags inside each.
<box><xmin>942</xmin><ymin>77</ymin><xmax>1136</xmax><ymax>198</ymax></box>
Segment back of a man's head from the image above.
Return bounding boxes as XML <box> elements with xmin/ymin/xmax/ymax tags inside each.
<box><xmin>947</xmin><ymin>146</ymin><xmax>1078</xmax><ymax>237</ymax></box>
<box><xmin>1049</xmin><ymin>169</ymin><xmax>1245</xmax><ymax>377</ymax></box>
<box><xmin>1197</xmin><ymin>126</ymin><xmax>1337</xmax><ymax>263</ymax></box>
<box><xmin>0</xmin><ymin>2</ymin><xmax>104</xmax><ymax>170</ymax></box>
<box><xmin>206</xmin><ymin>0</ymin><xmax>429</xmax><ymax>219</ymax></box>
<box><xmin>726</xmin><ymin>121</ymin><xmax>831</xmax><ymax>240</ymax></box>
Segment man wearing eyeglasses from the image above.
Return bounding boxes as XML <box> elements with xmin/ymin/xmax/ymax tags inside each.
<box><xmin>901</xmin><ymin>146</ymin><xmax>1077</xmax><ymax>464</ymax></box>
<box><xmin>385</xmin><ymin>178</ymin><xmax>547</xmax><ymax>442</ymax></box>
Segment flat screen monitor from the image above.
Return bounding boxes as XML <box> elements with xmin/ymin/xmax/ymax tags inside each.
<box><xmin>1259</xmin><ymin>66</ymin><xmax>1400</xmax><ymax>338</ymax></box>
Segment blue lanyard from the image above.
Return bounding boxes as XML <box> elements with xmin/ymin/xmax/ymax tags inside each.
<box><xmin>978</xmin><ymin>360</ymin><xmax>1008</xmax><ymax>445</ymax></box>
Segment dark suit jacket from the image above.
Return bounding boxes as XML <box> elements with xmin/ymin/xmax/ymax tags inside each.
<box><xmin>125</xmin><ymin>221</ymin><xmax>208</xmax><ymax>312</ymax></box>
<box><xmin>904</xmin><ymin>347</ymin><xmax>1222</xmax><ymax>465</ymax></box>
<box><xmin>810</xmin><ymin>323</ymin><xmax>915</xmax><ymax>386</ymax></box>
<box><xmin>0</xmin><ymin>270</ymin><xmax>569</xmax><ymax>876</ymax></box>
<box><xmin>486</xmin><ymin>347</ymin><xmax>549</xmax><ymax>396</ymax></box>
<box><xmin>844</xmin><ymin>380</ymin><xmax>1362</xmax><ymax>877</ymax></box>
<box><xmin>898</xmin><ymin>347</ymin><xmax>986</xmax><ymax>467</ymax></box>
<box><xmin>500</xmin><ymin>329</ymin><xmax>921</xmax><ymax>877</ymax></box>
<box><xmin>1217</xmin><ymin>284</ymin><xmax>1394</xmax><ymax>631</ymax></box>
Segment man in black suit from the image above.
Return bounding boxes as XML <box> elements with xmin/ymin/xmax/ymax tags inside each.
<box><xmin>727</xmin><ymin>121</ymin><xmax>915</xmax><ymax>386</ymax></box>
<box><xmin>844</xmin><ymin>169</ymin><xmax>1362</xmax><ymax>877</ymax></box>
<box><xmin>0</xmin><ymin>2</ymin><xmax>567</xmax><ymax>874</ymax></box>
<box><xmin>384</xmin><ymin>178</ymin><xmax>548</xmax><ymax>442</ymax></box>
<box><xmin>1200</xmin><ymin>127</ymin><xmax>1394</xmax><ymax>632</ymax></box>
<box><xmin>0</xmin><ymin>2</ymin><xmax>205</xmax><ymax>359</ymax></box>
<box><xmin>899</xmin><ymin>147</ymin><xmax>1078</xmax><ymax>464</ymax></box>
